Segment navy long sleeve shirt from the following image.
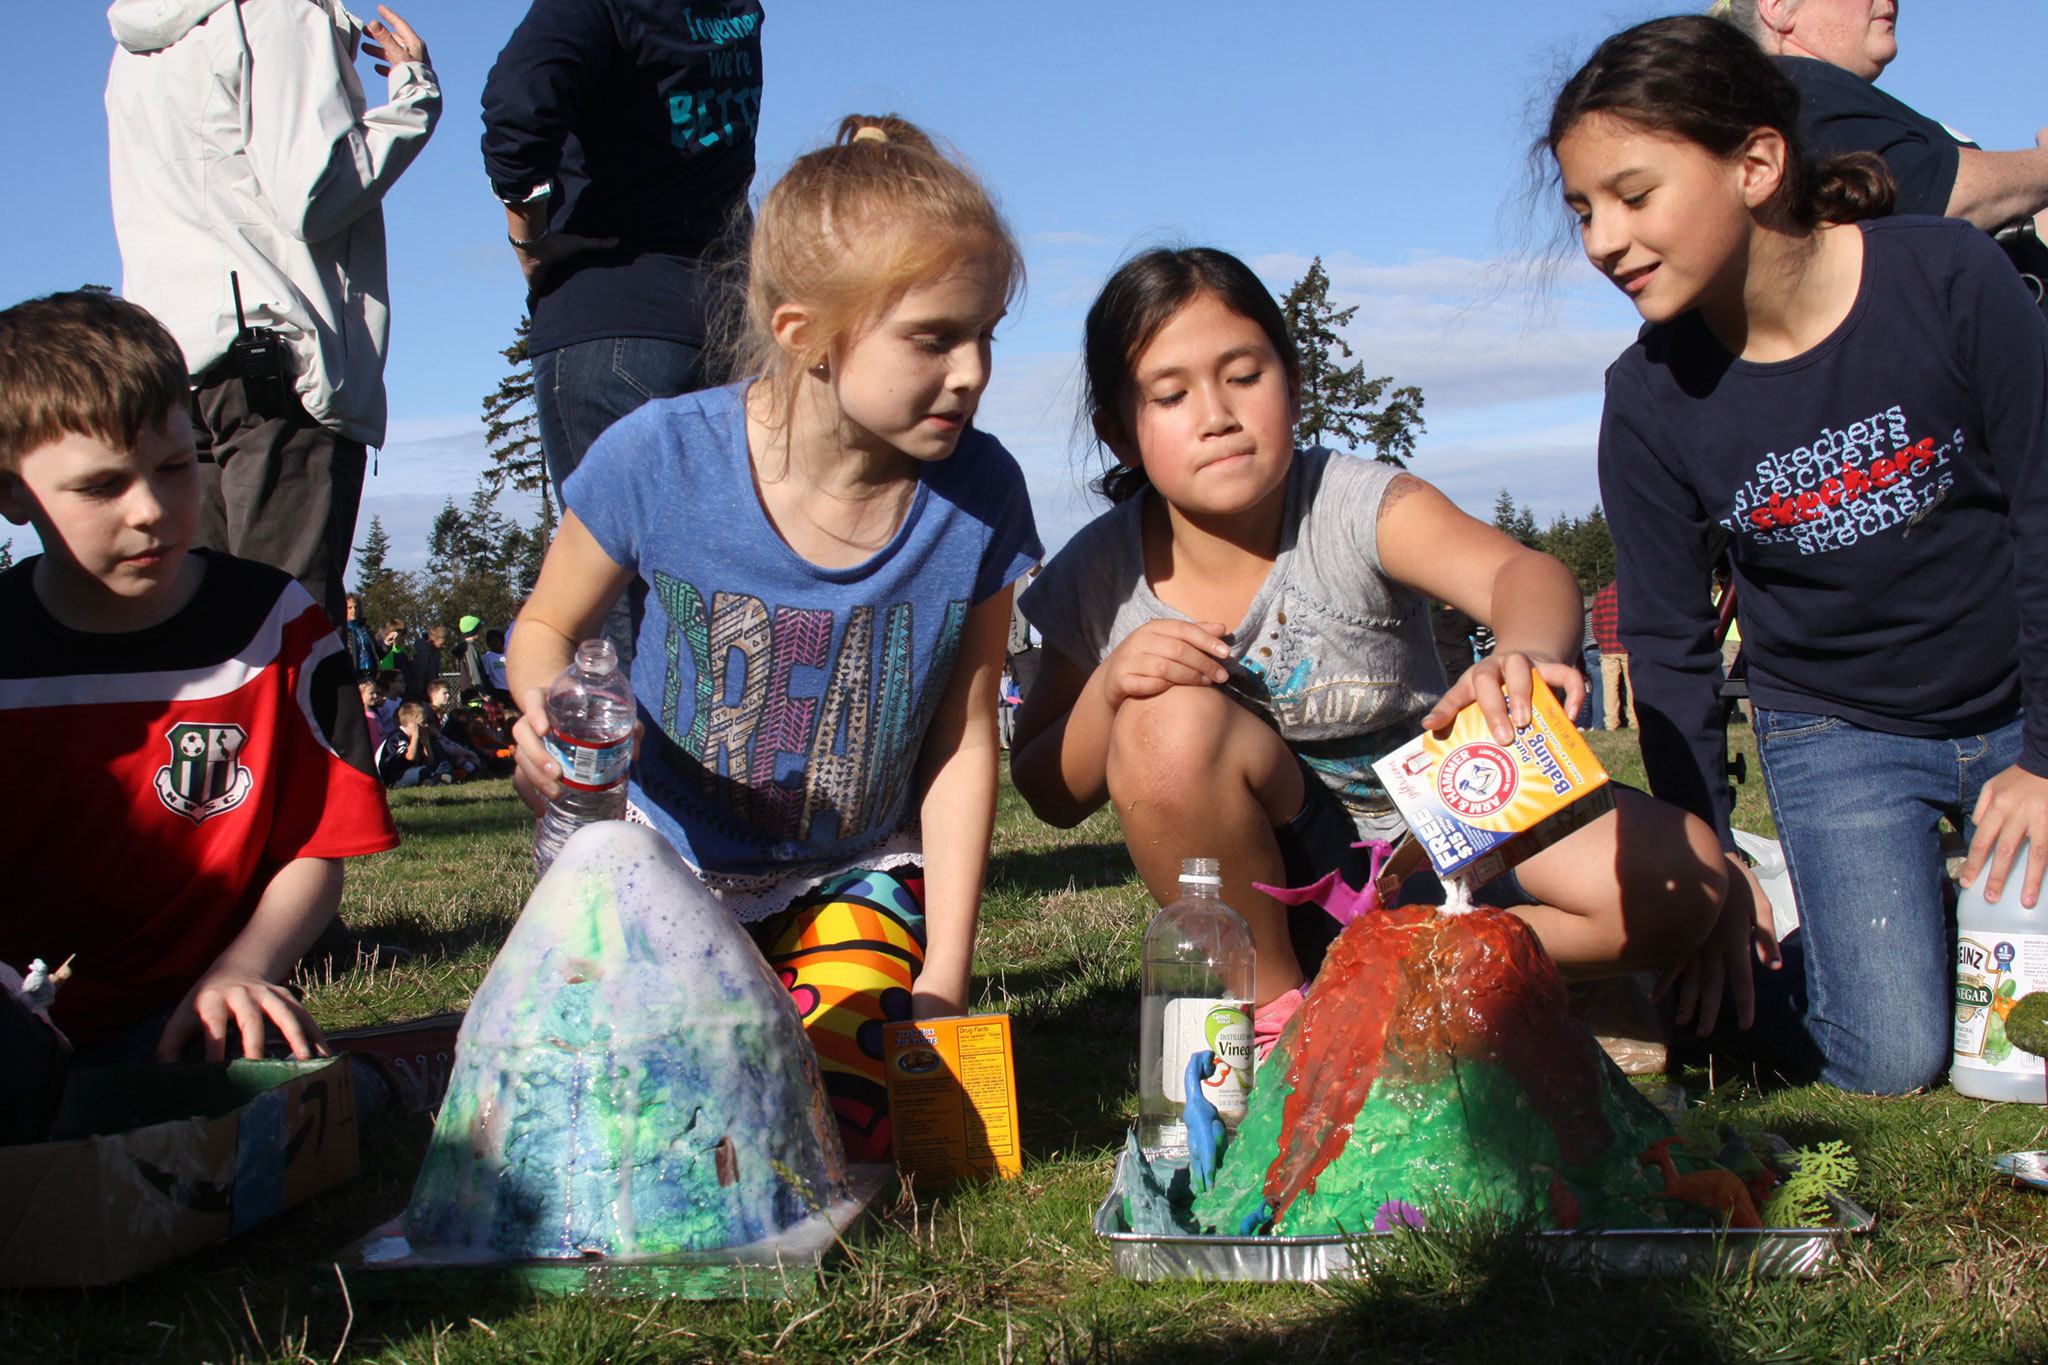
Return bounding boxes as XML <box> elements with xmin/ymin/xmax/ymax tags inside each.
<box><xmin>1599</xmin><ymin>217</ymin><xmax>2048</xmax><ymax>841</ymax></box>
<box><xmin>481</xmin><ymin>1</ymin><xmax>764</xmax><ymax>355</ymax></box>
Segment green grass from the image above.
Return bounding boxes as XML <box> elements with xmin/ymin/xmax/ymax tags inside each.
<box><xmin>4</xmin><ymin>733</ymin><xmax>2046</xmax><ymax>1363</ymax></box>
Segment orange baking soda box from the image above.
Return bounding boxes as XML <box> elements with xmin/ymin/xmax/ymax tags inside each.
<box><xmin>1371</xmin><ymin>678</ymin><xmax>1612</xmax><ymax>884</ymax></box>
<box><xmin>882</xmin><ymin>1013</ymin><xmax>1022</xmax><ymax>1184</ymax></box>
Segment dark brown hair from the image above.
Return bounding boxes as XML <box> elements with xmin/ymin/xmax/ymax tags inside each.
<box><xmin>1547</xmin><ymin>15</ymin><xmax>1893</xmax><ymax>230</ymax></box>
<box><xmin>0</xmin><ymin>290</ymin><xmax>189</xmax><ymax>473</ymax></box>
<box><xmin>1083</xmin><ymin>247</ymin><xmax>1301</xmax><ymax>505</ymax></box>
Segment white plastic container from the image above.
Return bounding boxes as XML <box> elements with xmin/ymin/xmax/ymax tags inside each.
<box><xmin>1952</xmin><ymin>838</ymin><xmax>2048</xmax><ymax>1103</ymax></box>
<box><xmin>1732</xmin><ymin>829</ymin><xmax>1800</xmax><ymax>942</ymax></box>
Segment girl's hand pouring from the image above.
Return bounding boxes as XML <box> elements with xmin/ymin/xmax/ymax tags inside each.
<box><xmin>1422</xmin><ymin>651</ymin><xmax>1586</xmax><ymax>743</ymax></box>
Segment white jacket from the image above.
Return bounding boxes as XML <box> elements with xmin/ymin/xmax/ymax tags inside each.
<box><xmin>106</xmin><ymin>0</ymin><xmax>441</xmax><ymax>446</ymax></box>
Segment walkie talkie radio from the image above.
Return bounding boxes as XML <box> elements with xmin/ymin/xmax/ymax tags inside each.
<box><xmin>228</xmin><ymin>271</ymin><xmax>290</xmax><ymax>415</ymax></box>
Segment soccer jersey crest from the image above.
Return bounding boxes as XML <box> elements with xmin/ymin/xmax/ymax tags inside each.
<box><xmin>155</xmin><ymin>722</ymin><xmax>253</xmax><ymax>824</ymax></box>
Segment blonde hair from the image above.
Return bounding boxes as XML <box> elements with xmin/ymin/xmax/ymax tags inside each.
<box><xmin>1708</xmin><ymin>0</ymin><xmax>1775</xmax><ymax>43</ymax></box>
<box><xmin>730</xmin><ymin>114</ymin><xmax>1023</xmax><ymax>430</ymax></box>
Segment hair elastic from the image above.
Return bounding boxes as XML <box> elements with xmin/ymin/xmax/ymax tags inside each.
<box><xmin>852</xmin><ymin>126</ymin><xmax>888</xmax><ymax>144</ymax></box>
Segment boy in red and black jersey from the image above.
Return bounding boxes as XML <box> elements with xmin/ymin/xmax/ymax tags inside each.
<box><xmin>0</xmin><ymin>291</ymin><xmax>398</xmax><ymax>1068</ymax></box>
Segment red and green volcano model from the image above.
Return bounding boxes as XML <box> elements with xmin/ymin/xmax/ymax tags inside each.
<box><xmin>1189</xmin><ymin>905</ymin><xmax>1676</xmax><ymax>1237</ymax></box>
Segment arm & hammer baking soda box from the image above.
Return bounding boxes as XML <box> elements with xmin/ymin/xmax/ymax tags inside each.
<box><xmin>1371</xmin><ymin>678</ymin><xmax>1612</xmax><ymax>885</ymax></box>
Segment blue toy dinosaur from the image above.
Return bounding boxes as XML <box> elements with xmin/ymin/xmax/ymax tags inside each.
<box><xmin>1184</xmin><ymin>1049</ymin><xmax>1225</xmax><ymax>1193</ymax></box>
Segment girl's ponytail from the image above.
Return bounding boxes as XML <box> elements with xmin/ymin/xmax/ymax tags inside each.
<box><xmin>1809</xmin><ymin>151</ymin><xmax>1897</xmax><ymax>226</ymax></box>
<box><xmin>830</xmin><ymin>114</ymin><xmax>937</xmax><ymax>155</ymax></box>
<box><xmin>1546</xmin><ymin>15</ymin><xmax>1897</xmax><ymax>230</ymax></box>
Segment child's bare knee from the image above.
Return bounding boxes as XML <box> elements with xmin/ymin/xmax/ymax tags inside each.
<box><xmin>1106</xmin><ymin>687</ymin><xmax>1232</xmax><ymax>809</ymax></box>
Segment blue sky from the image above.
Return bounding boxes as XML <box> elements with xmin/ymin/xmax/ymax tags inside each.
<box><xmin>10</xmin><ymin>2</ymin><xmax>2047</xmax><ymax>574</ymax></box>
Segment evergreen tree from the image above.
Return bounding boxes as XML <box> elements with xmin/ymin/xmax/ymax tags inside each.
<box><xmin>1280</xmin><ymin>257</ymin><xmax>1426</xmax><ymax>466</ymax></box>
<box><xmin>481</xmin><ymin>316</ymin><xmax>553</xmax><ymax>530</ymax></box>
<box><xmin>1488</xmin><ymin>491</ymin><xmax>1617</xmax><ymax>595</ymax></box>
<box><xmin>425</xmin><ymin>498</ymin><xmax>469</xmax><ymax>586</ymax></box>
<box><xmin>0</xmin><ymin>539</ymin><xmax>11</xmax><ymax>573</ymax></box>
<box><xmin>421</xmin><ymin>471</ymin><xmax>536</xmax><ymax>633</ymax></box>
<box><xmin>1545</xmin><ymin>506</ymin><xmax>1616</xmax><ymax>596</ymax></box>
<box><xmin>355</xmin><ymin>514</ymin><xmax>392</xmax><ymax>584</ymax></box>
<box><xmin>1492</xmin><ymin>488</ymin><xmax>1540</xmax><ymax>548</ymax></box>
<box><xmin>1492</xmin><ymin>488</ymin><xmax>1518</xmax><ymax>534</ymax></box>
<box><xmin>352</xmin><ymin>514</ymin><xmax>426</xmax><ymax>637</ymax></box>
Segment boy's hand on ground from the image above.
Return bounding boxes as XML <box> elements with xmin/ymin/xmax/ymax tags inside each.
<box><xmin>1654</xmin><ymin>853</ymin><xmax>1780</xmax><ymax>1036</ymax></box>
<box><xmin>1960</xmin><ymin>763</ymin><xmax>2048</xmax><ymax>907</ymax></box>
<box><xmin>1097</xmin><ymin>619</ymin><xmax>1232</xmax><ymax>709</ymax></box>
<box><xmin>1424</xmin><ymin>652</ymin><xmax>1583</xmax><ymax>742</ymax></box>
<box><xmin>158</xmin><ymin>972</ymin><xmax>329</xmax><ymax>1063</ymax></box>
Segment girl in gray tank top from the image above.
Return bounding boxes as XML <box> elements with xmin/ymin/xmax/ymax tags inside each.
<box><xmin>1011</xmin><ymin>247</ymin><xmax>1767</xmax><ymax>1059</ymax></box>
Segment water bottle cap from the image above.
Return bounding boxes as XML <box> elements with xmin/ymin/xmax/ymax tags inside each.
<box><xmin>573</xmin><ymin>639</ymin><xmax>619</xmax><ymax>673</ymax></box>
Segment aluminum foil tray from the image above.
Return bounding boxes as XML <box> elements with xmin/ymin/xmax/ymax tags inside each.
<box><xmin>1094</xmin><ymin>1144</ymin><xmax>1873</xmax><ymax>1282</ymax></box>
<box><xmin>339</xmin><ymin>1163</ymin><xmax>891</xmax><ymax>1300</ymax></box>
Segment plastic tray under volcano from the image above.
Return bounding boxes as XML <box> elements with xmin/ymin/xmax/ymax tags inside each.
<box><xmin>1094</xmin><ymin>1140</ymin><xmax>1874</xmax><ymax>1283</ymax></box>
<box><xmin>340</xmin><ymin>1163</ymin><xmax>892</xmax><ymax>1300</ymax></box>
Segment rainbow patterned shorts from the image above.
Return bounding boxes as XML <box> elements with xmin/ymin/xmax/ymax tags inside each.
<box><xmin>749</xmin><ymin>867</ymin><xmax>926</xmax><ymax>1163</ymax></box>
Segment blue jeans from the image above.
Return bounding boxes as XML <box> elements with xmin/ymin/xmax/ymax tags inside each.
<box><xmin>1752</xmin><ymin>706</ymin><xmax>2024</xmax><ymax>1094</ymax></box>
<box><xmin>532</xmin><ymin>336</ymin><xmax>707</xmax><ymax>673</ymax></box>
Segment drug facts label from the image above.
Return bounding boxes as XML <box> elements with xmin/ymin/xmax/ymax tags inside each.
<box><xmin>1159</xmin><ymin>998</ymin><xmax>1253</xmax><ymax>1118</ymax></box>
<box><xmin>1954</xmin><ymin>931</ymin><xmax>2048</xmax><ymax>1075</ymax></box>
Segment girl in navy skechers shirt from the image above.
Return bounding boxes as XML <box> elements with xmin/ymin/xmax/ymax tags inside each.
<box><xmin>1548</xmin><ymin>17</ymin><xmax>2048</xmax><ymax>1095</ymax></box>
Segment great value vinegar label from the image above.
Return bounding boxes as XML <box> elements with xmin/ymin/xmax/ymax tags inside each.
<box><xmin>1954</xmin><ymin>932</ymin><xmax>2048</xmax><ymax>1075</ymax></box>
<box><xmin>1159</xmin><ymin>997</ymin><xmax>1253</xmax><ymax>1119</ymax></box>
<box><xmin>1371</xmin><ymin>678</ymin><xmax>1613</xmax><ymax>882</ymax></box>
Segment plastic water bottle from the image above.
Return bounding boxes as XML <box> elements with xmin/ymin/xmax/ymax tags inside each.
<box><xmin>1952</xmin><ymin>838</ymin><xmax>2048</xmax><ymax>1103</ymax></box>
<box><xmin>532</xmin><ymin>640</ymin><xmax>636</xmax><ymax>877</ymax></box>
<box><xmin>1136</xmin><ymin>858</ymin><xmax>1256</xmax><ymax>1158</ymax></box>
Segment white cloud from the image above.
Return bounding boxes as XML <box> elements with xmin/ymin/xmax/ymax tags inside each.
<box><xmin>1414</xmin><ymin>414</ymin><xmax>1606</xmax><ymax>525</ymax></box>
<box><xmin>349</xmin><ymin>418</ymin><xmax>546</xmax><ymax>579</ymax></box>
<box><xmin>975</xmin><ymin>351</ymin><xmax>1102</xmax><ymax>557</ymax></box>
<box><xmin>1249</xmin><ymin>249</ymin><xmax>1635</xmax><ymax>415</ymax></box>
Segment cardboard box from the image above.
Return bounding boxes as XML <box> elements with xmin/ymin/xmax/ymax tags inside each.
<box><xmin>1371</xmin><ymin>678</ymin><xmax>1612</xmax><ymax>886</ymax></box>
<box><xmin>882</xmin><ymin>1013</ymin><xmax>1021</xmax><ymax>1185</ymax></box>
<box><xmin>0</xmin><ymin>1057</ymin><xmax>358</xmax><ymax>1287</ymax></box>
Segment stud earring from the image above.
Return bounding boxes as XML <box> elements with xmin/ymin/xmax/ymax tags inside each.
<box><xmin>810</xmin><ymin>360</ymin><xmax>829</xmax><ymax>378</ymax></box>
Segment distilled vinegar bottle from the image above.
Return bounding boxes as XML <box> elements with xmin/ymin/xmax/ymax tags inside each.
<box><xmin>1136</xmin><ymin>858</ymin><xmax>1257</xmax><ymax>1157</ymax></box>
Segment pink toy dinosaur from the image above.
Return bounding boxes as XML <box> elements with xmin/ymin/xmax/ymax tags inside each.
<box><xmin>1254</xmin><ymin>841</ymin><xmax>1397</xmax><ymax>927</ymax></box>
